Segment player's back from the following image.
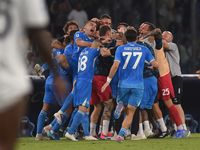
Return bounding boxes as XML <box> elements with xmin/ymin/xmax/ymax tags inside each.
<box><xmin>72</xmin><ymin>31</ymin><xmax>94</xmax><ymax>61</ymax></box>
<box><xmin>115</xmin><ymin>42</ymin><xmax>154</xmax><ymax>89</ymax></box>
<box><xmin>77</xmin><ymin>47</ymin><xmax>100</xmax><ymax>82</ymax></box>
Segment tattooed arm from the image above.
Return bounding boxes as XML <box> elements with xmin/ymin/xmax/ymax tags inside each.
<box><xmin>143</xmin><ymin>28</ymin><xmax>162</xmax><ymax>39</ymax></box>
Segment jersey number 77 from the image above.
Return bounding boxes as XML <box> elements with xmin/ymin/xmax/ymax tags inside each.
<box><xmin>122</xmin><ymin>52</ymin><xmax>142</xmax><ymax>69</ymax></box>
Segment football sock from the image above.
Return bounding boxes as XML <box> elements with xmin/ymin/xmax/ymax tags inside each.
<box><xmin>172</xmin><ymin>124</ymin><xmax>177</xmax><ymax>131</ymax></box>
<box><xmin>168</xmin><ymin>104</ymin><xmax>181</xmax><ymax>127</ymax></box>
<box><xmin>68</xmin><ymin>108</ymin><xmax>78</xmax><ymax>127</ymax></box>
<box><xmin>143</xmin><ymin>120</ymin><xmax>150</xmax><ymax>133</ymax></box>
<box><xmin>50</xmin><ymin>119</ymin><xmax>57</xmax><ymax>127</ymax></box>
<box><xmin>90</xmin><ymin>123</ymin><xmax>97</xmax><ymax>136</ymax></box>
<box><xmin>37</xmin><ymin>110</ymin><xmax>47</xmax><ymax>134</ymax></box>
<box><xmin>98</xmin><ymin>125</ymin><xmax>103</xmax><ymax>135</ymax></box>
<box><xmin>60</xmin><ymin>91</ymin><xmax>74</xmax><ymax>113</ymax></box>
<box><xmin>68</xmin><ymin>110</ymin><xmax>85</xmax><ymax>135</ymax></box>
<box><xmin>102</xmin><ymin>120</ymin><xmax>110</xmax><ymax>134</ymax></box>
<box><xmin>182</xmin><ymin>124</ymin><xmax>187</xmax><ymax>130</ymax></box>
<box><xmin>82</xmin><ymin>111</ymin><xmax>90</xmax><ymax>136</ymax></box>
<box><xmin>119</xmin><ymin>128</ymin><xmax>127</xmax><ymax>137</ymax></box>
<box><xmin>51</xmin><ymin>112</ymin><xmax>70</xmax><ymax>133</ymax></box>
<box><xmin>157</xmin><ymin>118</ymin><xmax>167</xmax><ymax>132</ymax></box>
<box><xmin>137</xmin><ymin>123</ymin><xmax>144</xmax><ymax>135</ymax></box>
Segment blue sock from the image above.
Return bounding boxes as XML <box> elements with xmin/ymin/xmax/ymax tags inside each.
<box><xmin>37</xmin><ymin>110</ymin><xmax>47</xmax><ymax>134</ymax></box>
<box><xmin>119</xmin><ymin>128</ymin><xmax>127</xmax><ymax>137</ymax></box>
<box><xmin>60</xmin><ymin>91</ymin><xmax>74</xmax><ymax>112</ymax></box>
<box><xmin>68</xmin><ymin>108</ymin><xmax>78</xmax><ymax>127</ymax></box>
<box><xmin>52</xmin><ymin>112</ymin><xmax>70</xmax><ymax>133</ymax></box>
<box><xmin>68</xmin><ymin>110</ymin><xmax>85</xmax><ymax>135</ymax></box>
<box><xmin>81</xmin><ymin>111</ymin><xmax>90</xmax><ymax>136</ymax></box>
<box><xmin>50</xmin><ymin>119</ymin><xmax>57</xmax><ymax>127</ymax></box>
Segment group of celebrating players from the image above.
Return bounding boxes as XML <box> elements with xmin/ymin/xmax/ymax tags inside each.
<box><xmin>35</xmin><ymin>14</ymin><xmax>190</xmax><ymax>142</ymax></box>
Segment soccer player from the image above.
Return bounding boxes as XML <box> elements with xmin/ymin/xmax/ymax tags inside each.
<box><xmin>101</xmin><ymin>28</ymin><xmax>158</xmax><ymax>142</ymax></box>
<box><xmin>142</xmin><ymin>27</ymin><xmax>186</xmax><ymax>138</ymax></box>
<box><xmin>51</xmin><ymin>21</ymin><xmax>79</xmax><ymax>49</ymax></box>
<box><xmin>162</xmin><ymin>31</ymin><xmax>190</xmax><ymax>137</ymax></box>
<box><xmin>0</xmin><ymin>0</ymin><xmax>64</xmax><ymax>149</ymax></box>
<box><xmin>65</xmin><ymin>40</ymin><xmax>103</xmax><ymax>141</ymax></box>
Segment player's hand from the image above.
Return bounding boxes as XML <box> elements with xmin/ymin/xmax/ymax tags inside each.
<box><xmin>101</xmin><ymin>82</ymin><xmax>110</xmax><ymax>93</ymax></box>
<box><xmin>103</xmin><ymin>37</ymin><xmax>111</xmax><ymax>44</ymax></box>
<box><xmin>34</xmin><ymin>64</ymin><xmax>44</xmax><ymax>76</ymax></box>
<box><xmin>147</xmin><ymin>66</ymin><xmax>157</xmax><ymax>71</ymax></box>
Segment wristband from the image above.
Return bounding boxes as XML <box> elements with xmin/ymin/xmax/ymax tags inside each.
<box><xmin>107</xmin><ymin>77</ymin><xmax>112</xmax><ymax>83</ymax></box>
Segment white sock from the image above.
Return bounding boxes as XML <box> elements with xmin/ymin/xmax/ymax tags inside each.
<box><xmin>90</xmin><ymin>123</ymin><xmax>97</xmax><ymax>136</ymax></box>
<box><xmin>157</xmin><ymin>118</ymin><xmax>167</xmax><ymax>132</ymax></box>
<box><xmin>177</xmin><ymin>125</ymin><xmax>183</xmax><ymax>130</ymax></box>
<box><xmin>182</xmin><ymin>124</ymin><xmax>187</xmax><ymax>130</ymax></box>
<box><xmin>137</xmin><ymin>123</ymin><xmax>144</xmax><ymax>136</ymax></box>
<box><xmin>102</xmin><ymin>120</ymin><xmax>110</xmax><ymax>134</ymax></box>
<box><xmin>58</xmin><ymin>110</ymin><xmax>63</xmax><ymax>114</ymax></box>
<box><xmin>149</xmin><ymin>123</ymin><xmax>153</xmax><ymax>130</ymax></box>
<box><xmin>98</xmin><ymin>125</ymin><xmax>103</xmax><ymax>135</ymax></box>
<box><xmin>172</xmin><ymin>124</ymin><xmax>177</xmax><ymax>131</ymax></box>
<box><xmin>143</xmin><ymin>120</ymin><xmax>150</xmax><ymax>133</ymax></box>
<box><xmin>50</xmin><ymin>130</ymin><xmax>55</xmax><ymax>134</ymax></box>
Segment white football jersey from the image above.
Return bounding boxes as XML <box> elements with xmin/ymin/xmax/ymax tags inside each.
<box><xmin>0</xmin><ymin>0</ymin><xmax>49</xmax><ymax>112</ymax></box>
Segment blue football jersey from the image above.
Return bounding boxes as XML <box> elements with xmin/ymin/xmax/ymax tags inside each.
<box><xmin>115</xmin><ymin>42</ymin><xmax>155</xmax><ymax>89</ymax></box>
<box><xmin>77</xmin><ymin>47</ymin><xmax>100</xmax><ymax>82</ymax></box>
<box><xmin>72</xmin><ymin>31</ymin><xmax>94</xmax><ymax>62</ymax></box>
<box><xmin>64</xmin><ymin>43</ymin><xmax>73</xmax><ymax>56</ymax></box>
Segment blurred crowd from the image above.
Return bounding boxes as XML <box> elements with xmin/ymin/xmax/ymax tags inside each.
<box><xmin>25</xmin><ymin>0</ymin><xmax>200</xmax><ymax>75</ymax></box>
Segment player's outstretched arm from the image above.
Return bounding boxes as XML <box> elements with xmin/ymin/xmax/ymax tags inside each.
<box><xmin>143</xmin><ymin>28</ymin><xmax>162</xmax><ymax>40</ymax></box>
<box><xmin>76</xmin><ymin>38</ymin><xmax>92</xmax><ymax>47</ymax></box>
<box><xmin>149</xmin><ymin>60</ymin><xmax>159</xmax><ymax>71</ymax></box>
<box><xmin>56</xmin><ymin>55</ymin><xmax>70</xmax><ymax>68</ymax></box>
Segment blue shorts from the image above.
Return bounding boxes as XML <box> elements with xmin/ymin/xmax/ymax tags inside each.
<box><xmin>73</xmin><ymin>79</ymin><xmax>92</xmax><ymax>108</ymax></box>
<box><xmin>43</xmin><ymin>84</ymin><xmax>61</xmax><ymax>106</ymax></box>
<box><xmin>140</xmin><ymin>76</ymin><xmax>157</xmax><ymax>109</ymax></box>
<box><xmin>110</xmin><ymin>71</ymin><xmax>118</xmax><ymax>99</ymax></box>
<box><xmin>117</xmin><ymin>88</ymin><xmax>143</xmax><ymax>107</ymax></box>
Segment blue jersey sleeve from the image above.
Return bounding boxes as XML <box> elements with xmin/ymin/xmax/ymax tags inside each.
<box><xmin>145</xmin><ymin>48</ymin><xmax>155</xmax><ymax>63</ymax></box>
<box><xmin>114</xmin><ymin>47</ymin><xmax>121</xmax><ymax>62</ymax></box>
<box><xmin>74</xmin><ymin>31</ymin><xmax>83</xmax><ymax>42</ymax></box>
<box><xmin>54</xmin><ymin>49</ymin><xmax>64</xmax><ymax>57</ymax></box>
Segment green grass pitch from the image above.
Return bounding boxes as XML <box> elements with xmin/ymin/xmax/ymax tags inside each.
<box><xmin>16</xmin><ymin>134</ymin><xmax>200</xmax><ymax>150</ymax></box>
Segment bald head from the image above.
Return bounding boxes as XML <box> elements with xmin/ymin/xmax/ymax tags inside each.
<box><xmin>162</xmin><ymin>31</ymin><xmax>173</xmax><ymax>43</ymax></box>
<box><xmin>91</xmin><ymin>39</ymin><xmax>103</xmax><ymax>48</ymax></box>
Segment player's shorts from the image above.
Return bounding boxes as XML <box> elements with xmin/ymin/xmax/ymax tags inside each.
<box><xmin>43</xmin><ymin>84</ymin><xmax>61</xmax><ymax>106</ymax></box>
<box><xmin>157</xmin><ymin>73</ymin><xmax>175</xmax><ymax>101</ymax></box>
<box><xmin>171</xmin><ymin>76</ymin><xmax>183</xmax><ymax>104</ymax></box>
<box><xmin>74</xmin><ymin>79</ymin><xmax>92</xmax><ymax>108</ymax></box>
<box><xmin>140</xmin><ymin>76</ymin><xmax>157</xmax><ymax>109</ymax></box>
<box><xmin>90</xmin><ymin>75</ymin><xmax>113</xmax><ymax>105</ymax></box>
<box><xmin>117</xmin><ymin>88</ymin><xmax>143</xmax><ymax>107</ymax></box>
<box><xmin>110</xmin><ymin>71</ymin><xmax>118</xmax><ymax>99</ymax></box>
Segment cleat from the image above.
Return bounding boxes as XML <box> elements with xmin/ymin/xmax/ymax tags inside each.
<box><xmin>34</xmin><ymin>64</ymin><xmax>44</xmax><ymax>76</ymax></box>
<box><xmin>136</xmin><ymin>134</ymin><xmax>147</xmax><ymax>140</ymax></box>
<box><xmin>84</xmin><ymin>135</ymin><xmax>98</xmax><ymax>140</ymax></box>
<box><xmin>111</xmin><ymin>132</ymin><xmax>124</xmax><ymax>140</ymax></box>
<box><xmin>108</xmin><ymin>132</ymin><xmax>113</xmax><ymax>137</ymax></box>
<box><xmin>125</xmin><ymin>129</ymin><xmax>131</xmax><ymax>140</ymax></box>
<box><xmin>173</xmin><ymin>129</ymin><xmax>185</xmax><ymax>138</ymax></box>
<box><xmin>182</xmin><ymin>130</ymin><xmax>190</xmax><ymax>138</ymax></box>
<box><xmin>54</xmin><ymin>112</ymin><xmax>63</xmax><ymax>125</ymax></box>
<box><xmin>116</xmin><ymin>135</ymin><xmax>122</xmax><ymax>142</ymax></box>
<box><xmin>153</xmin><ymin>128</ymin><xmax>170</xmax><ymax>138</ymax></box>
<box><xmin>169</xmin><ymin>129</ymin><xmax>176</xmax><ymax>138</ymax></box>
<box><xmin>63</xmin><ymin>127</ymin><xmax>69</xmax><ymax>137</ymax></box>
<box><xmin>114</xmin><ymin>101</ymin><xmax>124</xmax><ymax>119</ymax></box>
<box><xmin>131</xmin><ymin>134</ymin><xmax>141</xmax><ymax>140</ymax></box>
<box><xmin>47</xmin><ymin>132</ymin><xmax>61</xmax><ymax>140</ymax></box>
<box><xmin>144</xmin><ymin>129</ymin><xmax>154</xmax><ymax>138</ymax></box>
<box><xmin>43</xmin><ymin>125</ymin><xmax>52</xmax><ymax>134</ymax></box>
<box><xmin>65</xmin><ymin>132</ymin><xmax>78</xmax><ymax>141</ymax></box>
<box><xmin>92</xmin><ymin>134</ymin><xmax>101</xmax><ymax>140</ymax></box>
<box><xmin>35</xmin><ymin>134</ymin><xmax>47</xmax><ymax>141</ymax></box>
<box><xmin>100</xmin><ymin>132</ymin><xmax>112</xmax><ymax>140</ymax></box>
